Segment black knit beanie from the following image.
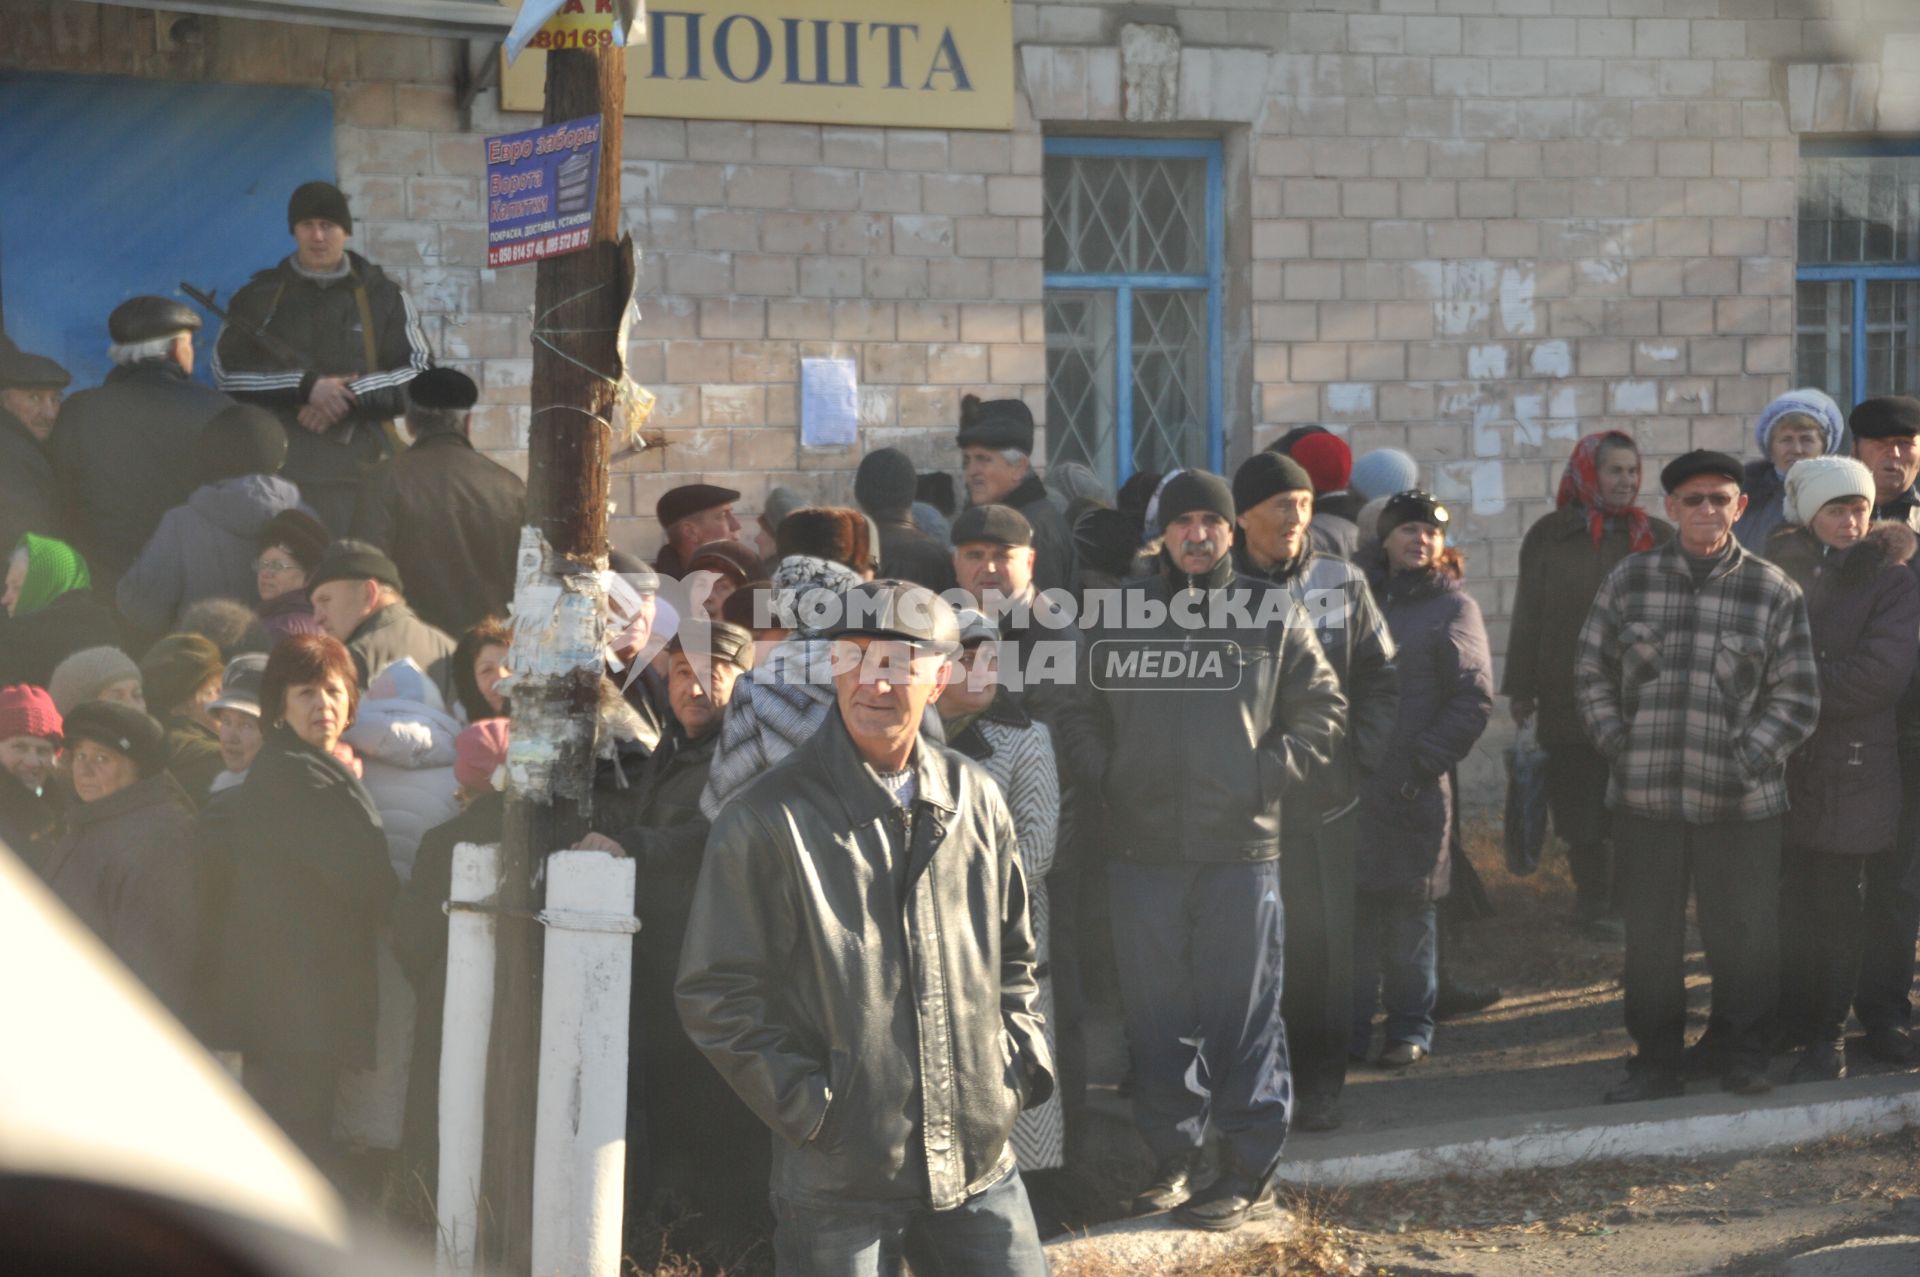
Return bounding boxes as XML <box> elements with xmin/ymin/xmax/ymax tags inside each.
<box><xmin>1155</xmin><ymin>470</ymin><xmax>1236</xmax><ymax>527</ymax></box>
<box><xmin>855</xmin><ymin>448</ymin><xmax>918</xmax><ymax>518</ymax></box>
<box><xmin>1233</xmin><ymin>452</ymin><xmax>1313</xmax><ymax>514</ymax></box>
<box><xmin>287</xmin><ymin>180</ymin><xmax>353</xmax><ymax>234</ymax></box>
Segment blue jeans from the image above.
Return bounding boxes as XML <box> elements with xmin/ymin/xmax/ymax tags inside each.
<box><xmin>1108</xmin><ymin>860</ymin><xmax>1291</xmax><ymax>1179</ymax></box>
<box><xmin>771</xmin><ymin>1169</ymin><xmax>1049</xmax><ymax>1277</ymax></box>
<box><xmin>1351</xmin><ymin>888</ymin><xmax>1438</xmax><ymax>1054</ymax></box>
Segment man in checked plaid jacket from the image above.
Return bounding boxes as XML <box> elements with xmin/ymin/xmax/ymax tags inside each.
<box><xmin>1575</xmin><ymin>449</ymin><xmax>1820</xmax><ymax>1103</ymax></box>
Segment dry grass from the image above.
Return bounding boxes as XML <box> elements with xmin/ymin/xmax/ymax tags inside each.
<box><xmin>621</xmin><ymin>1198</ymin><xmax>773</xmax><ymax>1277</ymax></box>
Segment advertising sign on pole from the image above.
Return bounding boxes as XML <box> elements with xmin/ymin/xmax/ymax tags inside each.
<box><xmin>485</xmin><ymin>114</ymin><xmax>604</xmax><ymax>268</ymax></box>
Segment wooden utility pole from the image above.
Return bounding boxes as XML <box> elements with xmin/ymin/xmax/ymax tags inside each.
<box><xmin>481</xmin><ymin>39</ymin><xmax>628</xmax><ymax>1272</ymax></box>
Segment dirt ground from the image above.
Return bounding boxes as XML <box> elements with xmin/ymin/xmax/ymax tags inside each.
<box><xmin>1274</xmin><ymin>1128</ymin><xmax>1920</xmax><ymax>1276</ymax></box>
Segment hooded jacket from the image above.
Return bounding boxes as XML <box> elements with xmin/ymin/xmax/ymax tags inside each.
<box><xmin>677</xmin><ymin>708</ymin><xmax>1052</xmax><ymax>1209</ymax></box>
<box><xmin>1357</xmin><ymin>563</ymin><xmax>1495</xmax><ymax>896</ymax></box>
<box><xmin>52</xmin><ymin>359</ymin><xmax>233</xmax><ymax>582</ymax></box>
<box><xmin>1575</xmin><ymin>535</ymin><xmax>1821</xmax><ymax>824</ymax></box>
<box><xmin>116</xmin><ymin>474</ymin><xmax>306</xmax><ymax>633</ymax></box>
<box><xmin>1058</xmin><ymin>549</ymin><xmax>1346</xmax><ymax>863</ymax></box>
<box><xmin>1769</xmin><ymin>522</ymin><xmax>1920</xmax><ymax>855</ymax></box>
<box><xmin>342</xmin><ymin>657</ymin><xmax>462</xmax><ymax>876</ymax></box>
<box><xmin>39</xmin><ymin>772</ymin><xmax>199</xmax><ymax>1015</ymax></box>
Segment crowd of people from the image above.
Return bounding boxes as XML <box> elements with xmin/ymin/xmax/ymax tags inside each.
<box><xmin>5</xmin><ymin>176</ymin><xmax>1920</xmax><ymax>1275</ymax></box>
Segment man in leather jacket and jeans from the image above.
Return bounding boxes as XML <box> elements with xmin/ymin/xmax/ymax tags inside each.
<box><xmin>677</xmin><ymin>579</ymin><xmax>1054</xmax><ymax>1275</ymax></box>
<box><xmin>1059</xmin><ymin>469</ymin><xmax>1346</xmax><ymax>1230</ymax></box>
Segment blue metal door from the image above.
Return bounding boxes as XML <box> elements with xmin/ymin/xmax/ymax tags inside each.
<box><xmin>0</xmin><ymin>72</ymin><xmax>335</xmax><ymax>387</ymax></box>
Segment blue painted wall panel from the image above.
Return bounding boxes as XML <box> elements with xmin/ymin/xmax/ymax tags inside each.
<box><xmin>0</xmin><ymin>72</ymin><xmax>335</xmax><ymax>388</ymax></box>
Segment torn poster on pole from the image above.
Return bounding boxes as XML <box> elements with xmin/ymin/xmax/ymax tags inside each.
<box><xmin>504</xmin><ymin>0</ymin><xmax>647</xmax><ymax>64</ymax></box>
<box><xmin>485</xmin><ymin>115</ymin><xmax>604</xmax><ymax>268</ymax></box>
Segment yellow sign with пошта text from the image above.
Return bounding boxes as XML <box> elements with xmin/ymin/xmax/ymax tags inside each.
<box><xmin>500</xmin><ymin>0</ymin><xmax>1014</xmax><ymax>130</ymax></box>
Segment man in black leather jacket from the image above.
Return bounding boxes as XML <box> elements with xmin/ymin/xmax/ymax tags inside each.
<box><xmin>677</xmin><ymin>580</ymin><xmax>1053</xmax><ymax>1275</ymax></box>
<box><xmin>1057</xmin><ymin>469</ymin><xmax>1345</xmax><ymax>1231</ymax></box>
<box><xmin>1233</xmin><ymin>451</ymin><xmax>1398</xmax><ymax>1134</ymax></box>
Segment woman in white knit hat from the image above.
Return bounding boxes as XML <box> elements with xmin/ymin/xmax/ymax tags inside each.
<box><xmin>1769</xmin><ymin>455</ymin><xmax>1920</xmax><ymax>1081</ymax></box>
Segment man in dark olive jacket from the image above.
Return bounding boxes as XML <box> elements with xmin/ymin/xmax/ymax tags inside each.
<box><xmin>1058</xmin><ymin>469</ymin><xmax>1345</xmax><ymax>1231</ymax></box>
<box><xmin>677</xmin><ymin>581</ymin><xmax>1053</xmax><ymax>1276</ymax></box>
<box><xmin>305</xmin><ymin>539</ymin><xmax>456</xmax><ymax>699</ymax></box>
<box><xmin>349</xmin><ymin>367</ymin><xmax>526</xmax><ymax>636</ymax></box>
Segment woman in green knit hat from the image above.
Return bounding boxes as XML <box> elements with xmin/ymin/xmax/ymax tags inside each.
<box><xmin>0</xmin><ymin>534</ymin><xmax>117</xmax><ymax>687</ymax></box>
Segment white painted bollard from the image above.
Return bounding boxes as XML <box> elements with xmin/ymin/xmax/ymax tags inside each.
<box><xmin>531</xmin><ymin>849</ymin><xmax>638</xmax><ymax>1277</ymax></box>
<box><xmin>437</xmin><ymin>842</ymin><xmax>502</xmax><ymax>1277</ymax></box>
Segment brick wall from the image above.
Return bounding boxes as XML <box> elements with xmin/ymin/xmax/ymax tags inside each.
<box><xmin>6</xmin><ymin>0</ymin><xmax>1920</xmax><ymax>792</ymax></box>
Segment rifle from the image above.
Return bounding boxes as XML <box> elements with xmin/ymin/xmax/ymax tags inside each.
<box><xmin>179</xmin><ymin>281</ymin><xmax>314</xmax><ymax>372</ymax></box>
<box><xmin>181</xmin><ymin>281</ymin><xmax>403</xmax><ymax>452</ymax></box>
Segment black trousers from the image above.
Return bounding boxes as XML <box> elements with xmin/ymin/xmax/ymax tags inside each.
<box><xmin>1779</xmin><ymin>844</ymin><xmax>1884</xmax><ymax>1044</ymax></box>
<box><xmin>1857</xmin><ymin>750</ymin><xmax>1920</xmax><ymax>1033</ymax></box>
<box><xmin>1544</xmin><ymin>738</ymin><xmax>1615</xmax><ymax>916</ymax></box>
<box><xmin>1280</xmin><ymin>808</ymin><xmax>1356</xmax><ymax>1106</ymax></box>
<box><xmin>1614</xmin><ymin>814</ymin><xmax>1781</xmax><ymax>1073</ymax></box>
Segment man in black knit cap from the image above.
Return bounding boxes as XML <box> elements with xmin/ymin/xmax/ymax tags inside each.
<box><xmin>1058</xmin><ymin>469</ymin><xmax>1344</xmax><ymax>1231</ymax></box>
<box><xmin>855</xmin><ymin>447</ymin><xmax>954</xmax><ymax>591</ymax></box>
<box><xmin>214</xmin><ymin>180</ymin><xmax>431</xmax><ymax>534</ymax></box>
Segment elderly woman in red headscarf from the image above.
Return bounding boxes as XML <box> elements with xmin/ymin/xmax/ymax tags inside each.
<box><xmin>1501</xmin><ymin>432</ymin><xmax>1674</xmax><ymax>937</ymax></box>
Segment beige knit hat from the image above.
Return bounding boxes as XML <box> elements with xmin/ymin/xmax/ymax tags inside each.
<box><xmin>48</xmin><ymin>645</ymin><xmax>141</xmax><ymax>715</ymax></box>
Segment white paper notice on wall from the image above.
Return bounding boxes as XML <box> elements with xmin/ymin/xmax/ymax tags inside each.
<box><xmin>800</xmin><ymin>357</ymin><xmax>860</xmax><ymax>449</ymax></box>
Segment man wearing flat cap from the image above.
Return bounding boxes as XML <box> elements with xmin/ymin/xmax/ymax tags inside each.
<box><xmin>677</xmin><ymin>580</ymin><xmax>1055</xmax><ymax>1274</ymax></box>
<box><xmin>1057</xmin><ymin>469</ymin><xmax>1345</xmax><ymax>1230</ymax></box>
<box><xmin>214</xmin><ymin>181</ymin><xmax>432</xmax><ymax>535</ymax></box>
<box><xmin>955</xmin><ymin>393</ymin><xmax>1076</xmax><ymax>596</ymax></box>
<box><xmin>581</xmin><ymin>620</ymin><xmax>766</xmax><ymax>1234</ymax></box>
<box><xmin>0</xmin><ymin>349</ymin><xmax>70</xmax><ymax>553</ymax></box>
<box><xmin>1576</xmin><ymin>449</ymin><xmax>1819</xmax><ymax>1103</ymax></box>
<box><xmin>654</xmin><ymin>483</ymin><xmax>742</xmax><ymax>578</ymax></box>
<box><xmin>306</xmin><ymin>538</ymin><xmax>456</xmax><ymax>699</ymax></box>
<box><xmin>349</xmin><ymin>367</ymin><xmax>527</xmax><ymax>635</ymax></box>
<box><xmin>52</xmin><ymin>297</ymin><xmax>234</xmax><ymax>593</ymax></box>
<box><xmin>1846</xmin><ymin>396</ymin><xmax>1920</xmax><ymax>1064</ymax></box>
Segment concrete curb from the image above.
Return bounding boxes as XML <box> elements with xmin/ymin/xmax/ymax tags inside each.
<box><xmin>1275</xmin><ymin>1073</ymin><xmax>1920</xmax><ymax>1187</ymax></box>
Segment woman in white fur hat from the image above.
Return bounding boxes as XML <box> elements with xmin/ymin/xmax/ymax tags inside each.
<box><xmin>1768</xmin><ymin>456</ymin><xmax>1920</xmax><ymax>1082</ymax></box>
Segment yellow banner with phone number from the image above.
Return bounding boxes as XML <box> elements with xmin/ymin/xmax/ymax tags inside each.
<box><xmin>500</xmin><ymin>0</ymin><xmax>1014</xmax><ymax>130</ymax></box>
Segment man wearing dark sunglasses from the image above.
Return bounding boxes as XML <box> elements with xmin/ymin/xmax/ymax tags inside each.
<box><xmin>1574</xmin><ymin>449</ymin><xmax>1820</xmax><ymax>1104</ymax></box>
